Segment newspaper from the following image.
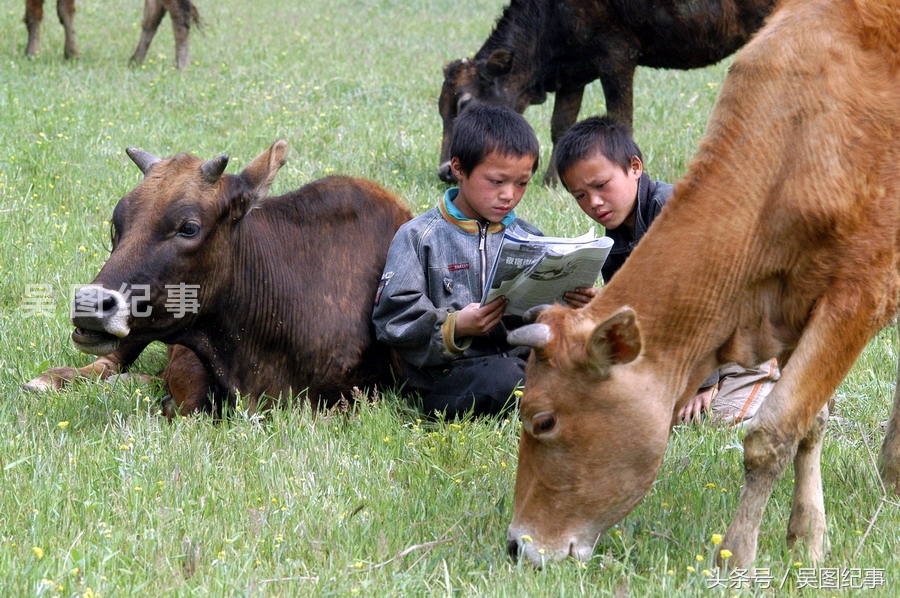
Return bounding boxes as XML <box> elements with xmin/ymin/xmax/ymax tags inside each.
<box><xmin>482</xmin><ymin>227</ymin><xmax>613</xmax><ymax>316</ymax></box>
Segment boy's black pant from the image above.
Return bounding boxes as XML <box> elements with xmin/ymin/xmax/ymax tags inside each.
<box><xmin>420</xmin><ymin>354</ymin><xmax>526</xmax><ymax>419</ymax></box>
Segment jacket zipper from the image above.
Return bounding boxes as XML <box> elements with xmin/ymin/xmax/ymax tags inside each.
<box><xmin>478</xmin><ymin>221</ymin><xmax>488</xmax><ymax>295</ymax></box>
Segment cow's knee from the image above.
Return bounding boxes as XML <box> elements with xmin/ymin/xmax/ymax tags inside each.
<box><xmin>743</xmin><ymin>423</ymin><xmax>793</xmax><ymax>476</ymax></box>
<box><xmin>161</xmin><ymin>345</ymin><xmax>213</xmax><ymax>418</ymax></box>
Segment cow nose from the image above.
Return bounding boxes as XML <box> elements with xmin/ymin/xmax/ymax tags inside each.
<box><xmin>506</xmin><ymin>537</ymin><xmax>521</xmax><ymax>562</ymax></box>
<box><xmin>71</xmin><ymin>284</ymin><xmax>131</xmax><ymax>338</ymax></box>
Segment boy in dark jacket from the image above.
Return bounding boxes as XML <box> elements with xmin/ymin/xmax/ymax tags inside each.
<box><xmin>556</xmin><ymin>115</ymin><xmax>778</xmax><ymax>425</ymax></box>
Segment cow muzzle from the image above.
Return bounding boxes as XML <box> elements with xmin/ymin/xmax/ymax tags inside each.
<box><xmin>506</xmin><ymin>525</ymin><xmax>595</xmax><ymax>568</ymax></box>
<box><xmin>70</xmin><ymin>285</ymin><xmax>131</xmax><ymax>355</ymax></box>
<box><xmin>437</xmin><ymin>160</ymin><xmax>457</xmax><ymax>184</ymax></box>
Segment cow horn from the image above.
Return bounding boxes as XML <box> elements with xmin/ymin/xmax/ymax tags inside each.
<box><xmin>201</xmin><ymin>154</ymin><xmax>229</xmax><ymax>184</ymax></box>
<box><xmin>126</xmin><ymin>147</ymin><xmax>161</xmax><ymax>175</ymax></box>
<box><xmin>508</xmin><ymin>323</ymin><xmax>552</xmax><ymax>350</ymax></box>
<box><xmin>522</xmin><ymin>304</ymin><xmax>551</xmax><ymax>323</ymax></box>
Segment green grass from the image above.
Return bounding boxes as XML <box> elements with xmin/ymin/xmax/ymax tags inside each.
<box><xmin>1</xmin><ymin>0</ymin><xmax>899</xmax><ymax>595</ymax></box>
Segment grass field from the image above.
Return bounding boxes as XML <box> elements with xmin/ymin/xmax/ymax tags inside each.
<box><xmin>1</xmin><ymin>1</ymin><xmax>899</xmax><ymax>595</ymax></box>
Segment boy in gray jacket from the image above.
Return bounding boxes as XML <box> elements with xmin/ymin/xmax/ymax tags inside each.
<box><xmin>373</xmin><ymin>104</ymin><xmax>542</xmax><ymax>418</ymax></box>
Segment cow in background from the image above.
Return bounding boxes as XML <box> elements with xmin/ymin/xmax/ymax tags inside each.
<box><xmin>438</xmin><ymin>0</ymin><xmax>775</xmax><ymax>185</ymax></box>
<box><xmin>25</xmin><ymin>140</ymin><xmax>412</xmax><ymax>417</ymax></box>
<box><xmin>505</xmin><ymin>0</ymin><xmax>900</xmax><ymax>569</ymax></box>
<box><xmin>23</xmin><ymin>0</ymin><xmax>200</xmax><ymax>69</ymax></box>
<box><xmin>24</xmin><ymin>0</ymin><xmax>77</xmax><ymax>59</ymax></box>
<box><xmin>130</xmin><ymin>0</ymin><xmax>200</xmax><ymax>70</ymax></box>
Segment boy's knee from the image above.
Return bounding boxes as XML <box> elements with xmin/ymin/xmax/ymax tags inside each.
<box><xmin>422</xmin><ymin>356</ymin><xmax>525</xmax><ymax>419</ymax></box>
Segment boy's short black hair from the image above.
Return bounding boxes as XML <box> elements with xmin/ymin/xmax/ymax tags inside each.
<box><xmin>450</xmin><ymin>104</ymin><xmax>540</xmax><ymax>177</ymax></box>
<box><xmin>555</xmin><ymin>115</ymin><xmax>643</xmax><ymax>187</ymax></box>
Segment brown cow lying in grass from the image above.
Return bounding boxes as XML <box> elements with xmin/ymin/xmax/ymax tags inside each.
<box><xmin>505</xmin><ymin>0</ymin><xmax>900</xmax><ymax>569</ymax></box>
<box><xmin>24</xmin><ymin>0</ymin><xmax>200</xmax><ymax>69</ymax></box>
<box><xmin>25</xmin><ymin>140</ymin><xmax>412</xmax><ymax>417</ymax></box>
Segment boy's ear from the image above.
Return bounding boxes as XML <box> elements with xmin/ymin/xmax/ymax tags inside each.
<box><xmin>449</xmin><ymin>156</ymin><xmax>465</xmax><ymax>181</ymax></box>
<box><xmin>630</xmin><ymin>155</ymin><xmax>643</xmax><ymax>177</ymax></box>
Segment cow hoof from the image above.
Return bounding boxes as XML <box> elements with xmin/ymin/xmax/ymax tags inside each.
<box><xmin>160</xmin><ymin>395</ymin><xmax>178</xmax><ymax>420</ymax></box>
<box><xmin>22</xmin><ymin>376</ymin><xmax>56</xmax><ymax>393</ymax></box>
<box><xmin>22</xmin><ymin>368</ymin><xmax>77</xmax><ymax>393</ymax></box>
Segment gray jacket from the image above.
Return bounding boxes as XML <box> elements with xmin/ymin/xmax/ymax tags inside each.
<box><xmin>372</xmin><ymin>188</ymin><xmax>541</xmax><ymax>383</ymax></box>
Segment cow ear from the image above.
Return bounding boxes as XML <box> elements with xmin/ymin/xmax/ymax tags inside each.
<box><xmin>483</xmin><ymin>50</ymin><xmax>513</xmax><ymax>79</ymax></box>
<box><xmin>240</xmin><ymin>139</ymin><xmax>288</xmax><ymax>198</ymax></box>
<box><xmin>583</xmin><ymin>307</ymin><xmax>641</xmax><ymax>378</ymax></box>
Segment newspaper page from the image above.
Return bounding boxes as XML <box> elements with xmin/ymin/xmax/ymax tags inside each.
<box><xmin>482</xmin><ymin>228</ymin><xmax>613</xmax><ymax>316</ymax></box>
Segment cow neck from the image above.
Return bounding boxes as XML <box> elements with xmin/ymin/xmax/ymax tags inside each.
<box><xmin>477</xmin><ymin>0</ymin><xmax>559</xmax><ymax>93</ymax></box>
<box><xmin>592</xmin><ymin>211</ymin><xmax>737</xmax><ymax>401</ymax></box>
<box><xmin>481</xmin><ymin>0</ymin><xmax>552</xmax><ymax>58</ymax></box>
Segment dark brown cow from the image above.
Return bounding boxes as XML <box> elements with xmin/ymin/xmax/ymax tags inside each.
<box><xmin>25</xmin><ymin>140</ymin><xmax>412</xmax><ymax>416</ymax></box>
<box><xmin>438</xmin><ymin>0</ymin><xmax>775</xmax><ymax>185</ymax></box>
<box><xmin>23</xmin><ymin>0</ymin><xmax>199</xmax><ymax>69</ymax></box>
<box><xmin>505</xmin><ymin>0</ymin><xmax>900</xmax><ymax>569</ymax></box>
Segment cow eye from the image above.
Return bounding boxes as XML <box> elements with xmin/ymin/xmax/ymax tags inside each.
<box><xmin>178</xmin><ymin>221</ymin><xmax>201</xmax><ymax>238</ymax></box>
<box><xmin>531</xmin><ymin>411</ymin><xmax>557</xmax><ymax>436</ymax></box>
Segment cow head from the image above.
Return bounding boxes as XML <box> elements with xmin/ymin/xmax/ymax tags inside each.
<box><xmin>505</xmin><ymin>304</ymin><xmax>672</xmax><ymax>567</ymax></box>
<box><xmin>437</xmin><ymin>51</ymin><xmax>545</xmax><ymax>183</ymax></box>
<box><xmin>70</xmin><ymin>140</ymin><xmax>289</xmax><ymax>355</ymax></box>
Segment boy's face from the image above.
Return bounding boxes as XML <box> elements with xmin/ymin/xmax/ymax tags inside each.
<box><xmin>450</xmin><ymin>151</ymin><xmax>534</xmax><ymax>223</ymax></box>
<box><xmin>561</xmin><ymin>152</ymin><xmax>643</xmax><ymax>231</ymax></box>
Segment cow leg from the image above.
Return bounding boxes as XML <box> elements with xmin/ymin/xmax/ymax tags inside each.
<box><xmin>24</xmin><ymin>0</ymin><xmax>43</xmax><ymax>57</ymax></box>
<box><xmin>718</xmin><ymin>294</ymin><xmax>877</xmax><ymax>568</ymax></box>
<box><xmin>159</xmin><ymin>344</ymin><xmax>213</xmax><ymax>419</ymax></box>
<box><xmin>597</xmin><ymin>66</ymin><xmax>636</xmax><ymax>129</ymax></box>
<box><xmin>166</xmin><ymin>0</ymin><xmax>192</xmax><ymax>70</ymax></box>
<box><xmin>879</xmin><ymin>322</ymin><xmax>900</xmax><ymax>493</ymax></box>
<box><xmin>786</xmin><ymin>402</ymin><xmax>829</xmax><ymax>559</ymax></box>
<box><xmin>57</xmin><ymin>0</ymin><xmax>77</xmax><ymax>59</ymax></box>
<box><xmin>543</xmin><ymin>87</ymin><xmax>584</xmax><ymax>186</ymax></box>
<box><xmin>23</xmin><ymin>340</ymin><xmax>150</xmax><ymax>392</ymax></box>
<box><xmin>130</xmin><ymin>0</ymin><xmax>165</xmax><ymax>66</ymax></box>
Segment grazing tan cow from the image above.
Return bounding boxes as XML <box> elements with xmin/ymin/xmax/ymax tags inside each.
<box><xmin>505</xmin><ymin>0</ymin><xmax>900</xmax><ymax>569</ymax></box>
<box><xmin>23</xmin><ymin>0</ymin><xmax>199</xmax><ymax>69</ymax></box>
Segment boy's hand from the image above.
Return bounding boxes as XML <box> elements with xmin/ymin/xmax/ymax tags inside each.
<box><xmin>563</xmin><ymin>286</ymin><xmax>598</xmax><ymax>309</ymax></box>
<box><xmin>454</xmin><ymin>297</ymin><xmax>508</xmax><ymax>337</ymax></box>
<box><xmin>678</xmin><ymin>385</ymin><xmax>718</xmax><ymax>424</ymax></box>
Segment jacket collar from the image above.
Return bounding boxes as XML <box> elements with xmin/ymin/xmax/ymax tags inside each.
<box><xmin>439</xmin><ymin>188</ymin><xmax>516</xmax><ymax>234</ymax></box>
<box><xmin>608</xmin><ymin>172</ymin><xmax>651</xmax><ymax>252</ymax></box>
